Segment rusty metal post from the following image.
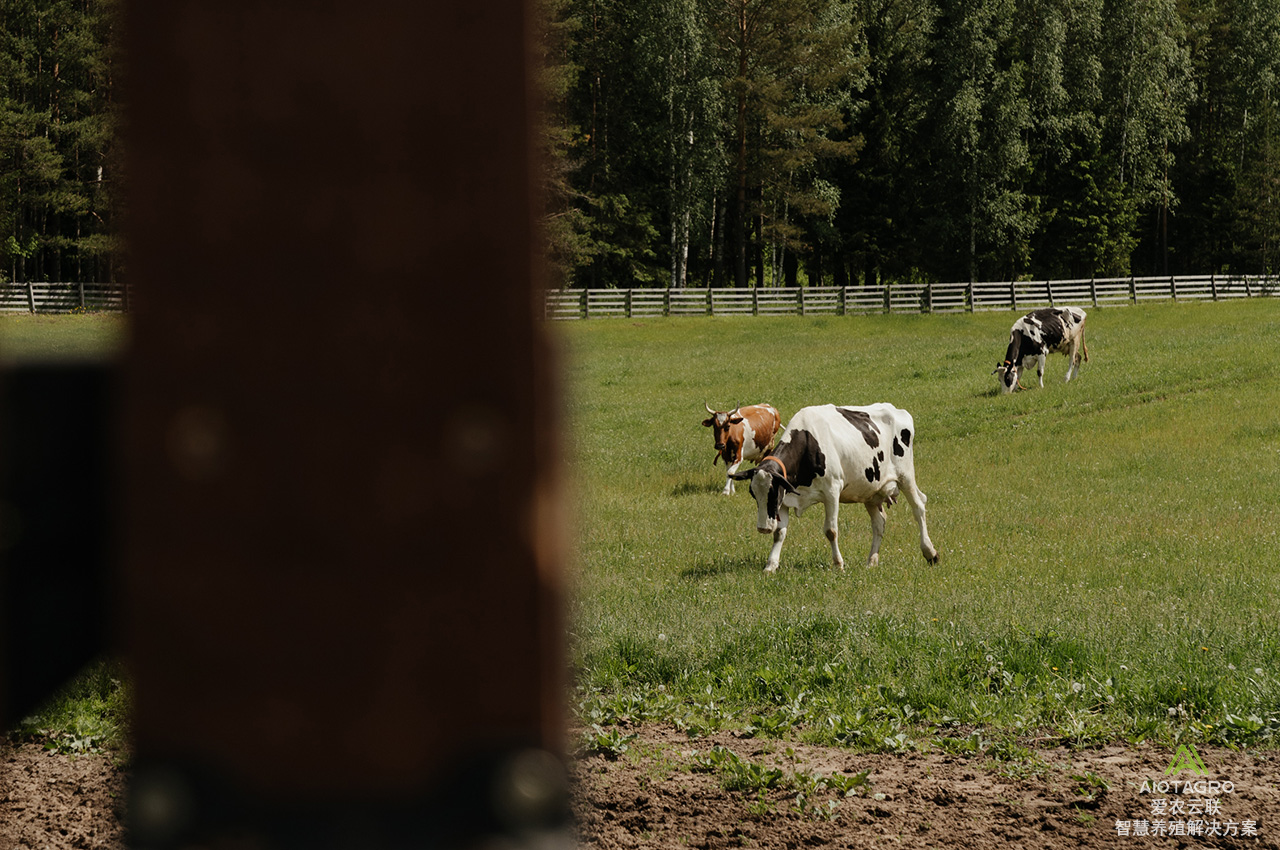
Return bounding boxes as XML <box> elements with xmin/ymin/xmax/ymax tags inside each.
<box><xmin>120</xmin><ymin>1</ymin><xmax>566</xmax><ymax>846</ymax></box>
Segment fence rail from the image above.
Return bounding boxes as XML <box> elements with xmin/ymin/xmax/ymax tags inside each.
<box><xmin>544</xmin><ymin>274</ymin><xmax>1279</xmax><ymax>320</ymax></box>
<box><xmin>0</xmin><ymin>281</ymin><xmax>132</xmax><ymax>314</ymax></box>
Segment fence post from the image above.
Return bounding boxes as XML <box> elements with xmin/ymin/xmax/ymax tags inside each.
<box><xmin>1246</xmin><ymin>276</ymin><xmax>1253</xmax><ymax>297</ymax></box>
<box><xmin>1089</xmin><ymin>277</ymin><xmax>1098</xmax><ymax>308</ymax></box>
<box><xmin>1170</xmin><ymin>275</ymin><xmax>1177</xmax><ymax>302</ymax></box>
<box><xmin>25</xmin><ymin>282</ymin><xmax>35</xmax><ymax>313</ymax></box>
<box><xmin>1210</xmin><ymin>273</ymin><xmax>1218</xmax><ymax>302</ymax></box>
<box><xmin>924</xmin><ymin>283</ymin><xmax>932</xmax><ymax>314</ymax></box>
<box><xmin>78</xmin><ymin>281</ymin><xmax>86</xmax><ymax>311</ymax></box>
<box><xmin>1046</xmin><ymin>279</ymin><xmax>1054</xmax><ymax>307</ymax></box>
<box><xmin>1129</xmin><ymin>277</ymin><xmax>1137</xmax><ymax>305</ymax></box>
<box><xmin>752</xmin><ymin>287</ymin><xmax>759</xmax><ymax>316</ymax></box>
<box><xmin>883</xmin><ymin>284</ymin><xmax>891</xmax><ymax>314</ymax></box>
<box><xmin>625</xmin><ymin>288</ymin><xmax>633</xmax><ymax>318</ymax></box>
<box><xmin>1009</xmin><ymin>281</ymin><xmax>1017</xmax><ymax>312</ymax></box>
<box><xmin>707</xmin><ymin>288</ymin><xmax>714</xmax><ymax>316</ymax></box>
<box><xmin>798</xmin><ymin>287</ymin><xmax>805</xmax><ymax>316</ymax></box>
<box><xmin>664</xmin><ymin>289</ymin><xmax>671</xmax><ymax>316</ymax></box>
<box><xmin>580</xmin><ymin>289</ymin><xmax>588</xmax><ymax>319</ymax></box>
<box><xmin>839</xmin><ymin>286</ymin><xmax>847</xmax><ymax>316</ymax></box>
<box><xmin>966</xmin><ymin>282</ymin><xmax>974</xmax><ymax>312</ymax></box>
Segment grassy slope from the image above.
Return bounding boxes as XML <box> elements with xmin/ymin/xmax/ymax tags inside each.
<box><xmin>561</xmin><ymin>300</ymin><xmax>1280</xmax><ymax>748</ymax></box>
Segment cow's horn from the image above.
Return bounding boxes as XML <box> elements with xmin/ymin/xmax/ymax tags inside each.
<box><xmin>705</xmin><ymin>402</ymin><xmax>717</xmax><ymax>414</ymax></box>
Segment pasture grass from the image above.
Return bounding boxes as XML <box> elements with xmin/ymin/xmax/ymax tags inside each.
<box><xmin>0</xmin><ymin>312</ymin><xmax>127</xmax><ymax>362</ymax></box>
<box><xmin>561</xmin><ymin>299</ymin><xmax>1280</xmax><ymax>751</ymax></box>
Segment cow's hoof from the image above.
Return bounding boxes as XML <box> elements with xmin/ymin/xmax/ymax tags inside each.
<box><xmin>764</xmin><ymin>563</ymin><xmax>779</xmax><ymax>573</ymax></box>
<box><xmin>924</xmin><ymin>552</ymin><xmax>940</xmax><ymax>565</ymax></box>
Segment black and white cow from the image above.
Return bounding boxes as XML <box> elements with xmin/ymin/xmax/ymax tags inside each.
<box><xmin>994</xmin><ymin>306</ymin><xmax>1089</xmax><ymax>393</ymax></box>
<box><xmin>730</xmin><ymin>403</ymin><xmax>939</xmax><ymax>572</ymax></box>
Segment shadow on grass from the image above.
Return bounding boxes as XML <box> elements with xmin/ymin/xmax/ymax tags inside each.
<box><xmin>681</xmin><ymin>551</ymin><xmax>839</xmax><ymax>580</ymax></box>
<box><xmin>671</xmin><ymin>479</ymin><xmax>727</xmax><ymax>497</ymax></box>
<box><xmin>680</xmin><ymin>553</ymin><xmax>762</xmax><ymax>580</ymax></box>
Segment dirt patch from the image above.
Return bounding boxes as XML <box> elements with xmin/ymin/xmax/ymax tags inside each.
<box><xmin>572</xmin><ymin>725</ymin><xmax>1280</xmax><ymax>849</ymax></box>
<box><xmin>2</xmin><ymin>726</ymin><xmax>1277</xmax><ymax>849</ymax></box>
<box><xmin>0</xmin><ymin>740</ymin><xmax>126</xmax><ymax>850</ymax></box>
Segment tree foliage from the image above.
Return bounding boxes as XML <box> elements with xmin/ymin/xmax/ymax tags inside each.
<box><xmin>0</xmin><ymin>0</ymin><xmax>120</xmax><ymax>284</ymax></box>
<box><xmin>545</xmin><ymin>0</ymin><xmax>1279</xmax><ymax>286</ymax></box>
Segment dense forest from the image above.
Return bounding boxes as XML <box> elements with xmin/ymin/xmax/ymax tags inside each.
<box><xmin>3</xmin><ymin>1</ymin><xmax>1276</xmax><ymax>289</ymax></box>
<box><xmin>541</xmin><ymin>0</ymin><xmax>1280</xmax><ymax>288</ymax></box>
<box><xmin>0</xmin><ymin>0</ymin><xmax>119</xmax><ymax>285</ymax></box>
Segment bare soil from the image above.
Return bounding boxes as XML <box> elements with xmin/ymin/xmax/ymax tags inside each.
<box><xmin>0</xmin><ymin>740</ymin><xmax>126</xmax><ymax>850</ymax></box>
<box><xmin>572</xmin><ymin>725</ymin><xmax>1280</xmax><ymax>849</ymax></box>
<box><xmin>4</xmin><ymin>727</ymin><xmax>1278</xmax><ymax>849</ymax></box>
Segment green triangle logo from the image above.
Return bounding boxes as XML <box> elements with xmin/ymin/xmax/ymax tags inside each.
<box><xmin>1165</xmin><ymin>743</ymin><xmax>1208</xmax><ymax>776</ymax></box>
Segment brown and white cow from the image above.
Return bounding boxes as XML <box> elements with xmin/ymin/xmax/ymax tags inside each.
<box><xmin>702</xmin><ymin>403</ymin><xmax>781</xmax><ymax>495</ymax></box>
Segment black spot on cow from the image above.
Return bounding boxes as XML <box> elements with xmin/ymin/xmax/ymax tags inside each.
<box><xmin>771</xmin><ymin>429</ymin><xmax>826</xmax><ymax>488</ymax></box>
<box><xmin>837</xmin><ymin>408</ymin><xmax>880</xmax><ymax>448</ymax></box>
<box><xmin>892</xmin><ymin>437</ymin><xmax>904</xmax><ymax>457</ymax></box>
<box><xmin>864</xmin><ymin>456</ymin><xmax>881</xmax><ymax>483</ymax></box>
<box><xmin>900</xmin><ymin>428</ymin><xmax>912</xmax><ymax>448</ymax></box>
<box><xmin>878</xmin><ymin>450</ymin><xmax>884</xmax><ymax>462</ymax></box>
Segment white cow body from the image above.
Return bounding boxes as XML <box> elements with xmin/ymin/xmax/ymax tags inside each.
<box><xmin>732</xmin><ymin>403</ymin><xmax>939</xmax><ymax>571</ymax></box>
<box><xmin>995</xmin><ymin>307</ymin><xmax>1089</xmax><ymax>393</ymax></box>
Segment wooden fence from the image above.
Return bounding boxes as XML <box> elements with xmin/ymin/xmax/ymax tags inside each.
<box><xmin>543</xmin><ymin>274</ymin><xmax>1280</xmax><ymax>320</ymax></box>
<box><xmin>0</xmin><ymin>281</ymin><xmax>132</xmax><ymax>314</ymax></box>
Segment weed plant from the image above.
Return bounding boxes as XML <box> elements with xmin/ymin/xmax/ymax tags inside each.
<box><xmin>9</xmin><ymin>658</ymin><xmax>131</xmax><ymax>756</ymax></box>
<box><xmin>561</xmin><ymin>300</ymin><xmax>1280</xmax><ymax>751</ymax></box>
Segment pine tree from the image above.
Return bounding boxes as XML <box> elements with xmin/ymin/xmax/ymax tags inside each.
<box><xmin>0</xmin><ymin>0</ymin><xmax>120</xmax><ymax>284</ymax></box>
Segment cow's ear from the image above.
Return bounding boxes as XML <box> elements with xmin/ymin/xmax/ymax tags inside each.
<box><xmin>775</xmin><ymin>476</ymin><xmax>797</xmax><ymax>494</ymax></box>
<box><xmin>728</xmin><ymin>414</ymin><xmax>745</xmax><ymax>424</ymax></box>
<box><xmin>730</xmin><ymin>468</ymin><xmax>757</xmax><ymax>480</ymax></box>
<box><xmin>702</xmin><ymin>418</ymin><xmax>715</xmax><ymax>427</ymax></box>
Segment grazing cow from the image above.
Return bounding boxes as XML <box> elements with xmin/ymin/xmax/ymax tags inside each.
<box><xmin>994</xmin><ymin>306</ymin><xmax>1089</xmax><ymax>393</ymax></box>
<box><xmin>730</xmin><ymin>403</ymin><xmax>939</xmax><ymax>571</ymax></box>
<box><xmin>702</xmin><ymin>403</ymin><xmax>781</xmax><ymax>495</ymax></box>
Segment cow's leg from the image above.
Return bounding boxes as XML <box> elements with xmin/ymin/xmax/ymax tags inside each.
<box><xmin>824</xmin><ymin>497</ymin><xmax>844</xmax><ymax>570</ymax></box>
<box><xmin>721</xmin><ymin>458</ymin><xmax>739</xmax><ymax>495</ymax></box>
<box><xmin>1064</xmin><ymin>338</ymin><xmax>1080</xmax><ymax>381</ymax></box>
<box><xmin>765</xmin><ymin>509</ymin><xmax>789</xmax><ymax>573</ymax></box>
<box><xmin>864</xmin><ymin>501</ymin><xmax>886</xmax><ymax>568</ymax></box>
<box><xmin>1036</xmin><ymin>354</ymin><xmax>1047</xmax><ymax>387</ymax></box>
<box><xmin>899</xmin><ymin>478</ymin><xmax>939</xmax><ymax>564</ymax></box>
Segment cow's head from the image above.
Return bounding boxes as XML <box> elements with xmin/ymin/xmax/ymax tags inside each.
<box><xmin>993</xmin><ymin>360</ymin><xmax>1020</xmax><ymax>393</ymax></box>
<box><xmin>731</xmin><ymin>460</ymin><xmax>796</xmax><ymax>533</ymax></box>
<box><xmin>702</xmin><ymin>403</ymin><xmax>745</xmax><ymax>451</ymax></box>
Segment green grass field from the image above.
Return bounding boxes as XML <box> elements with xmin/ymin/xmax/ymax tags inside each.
<box><xmin>4</xmin><ymin>307</ymin><xmax>1277</xmax><ymax>756</ymax></box>
<box><xmin>0</xmin><ymin>313</ymin><xmax>128</xmax><ymax>362</ymax></box>
<box><xmin>561</xmin><ymin>299</ymin><xmax>1280</xmax><ymax>750</ymax></box>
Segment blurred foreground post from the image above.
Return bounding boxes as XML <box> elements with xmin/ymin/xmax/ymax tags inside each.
<box><xmin>121</xmin><ymin>1</ymin><xmax>566</xmax><ymax>846</ymax></box>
